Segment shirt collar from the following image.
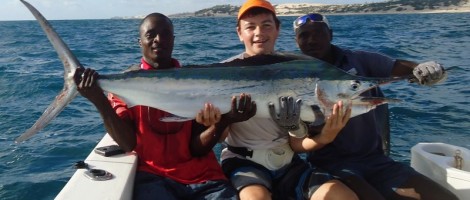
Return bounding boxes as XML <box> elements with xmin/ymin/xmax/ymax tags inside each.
<box><xmin>140</xmin><ymin>58</ymin><xmax>181</xmax><ymax>70</ymax></box>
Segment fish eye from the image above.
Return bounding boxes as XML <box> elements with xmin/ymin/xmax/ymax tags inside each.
<box><xmin>350</xmin><ymin>80</ymin><xmax>361</xmax><ymax>91</ymax></box>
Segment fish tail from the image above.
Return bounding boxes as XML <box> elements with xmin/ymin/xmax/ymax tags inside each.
<box><xmin>15</xmin><ymin>89</ymin><xmax>78</xmax><ymax>143</ymax></box>
<box><xmin>16</xmin><ymin>1</ymin><xmax>82</xmax><ymax>142</ymax></box>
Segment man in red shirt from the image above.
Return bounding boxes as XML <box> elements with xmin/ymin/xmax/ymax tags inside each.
<box><xmin>74</xmin><ymin>13</ymin><xmax>249</xmax><ymax>199</ymax></box>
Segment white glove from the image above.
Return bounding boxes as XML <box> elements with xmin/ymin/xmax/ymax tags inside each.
<box><xmin>269</xmin><ymin>96</ymin><xmax>307</xmax><ymax>138</ymax></box>
<box><xmin>413</xmin><ymin>61</ymin><xmax>446</xmax><ymax>86</ymax></box>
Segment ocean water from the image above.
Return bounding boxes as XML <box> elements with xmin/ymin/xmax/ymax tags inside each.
<box><xmin>0</xmin><ymin>13</ymin><xmax>469</xmax><ymax>199</ymax></box>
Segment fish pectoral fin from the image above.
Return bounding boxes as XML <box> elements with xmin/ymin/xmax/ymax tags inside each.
<box><xmin>309</xmin><ymin>105</ymin><xmax>326</xmax><ymax>126</ymax></box>
<box><xmin>159</xmin><ymin>115</ymin><xmax>192</xmax><ymax>122</ymax></box>
<box><xmin>358</xmin><ymin>97</ymin><xmax>401</xmax><ymax>105</ymax></box>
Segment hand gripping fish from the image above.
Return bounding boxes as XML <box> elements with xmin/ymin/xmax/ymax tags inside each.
<box><xmin>16</xmin><ymin>0</ymin><xmax>408</xmax><ymax>143</ymax></box>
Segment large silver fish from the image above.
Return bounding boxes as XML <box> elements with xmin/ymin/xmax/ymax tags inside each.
<box><xmin>16</xmin><ymin>0</ymin><xmax>407</xmax><ymax>143</ymax></box>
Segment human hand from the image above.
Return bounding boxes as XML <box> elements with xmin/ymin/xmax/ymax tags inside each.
<box><xmin>195</xmin><ymin>103</ymin><xmax>221</xmax><ymax>127</ymax></box>
<box><xmin>269</xmin><ymin>96</ymin><xmax>307</xmax><ymax>138</ymax></box>
<box><xmin>317</xmin><ymin>101</ymin><xmax>351</xmax><ymax>144</ymax></box>
<box><xmin>412</xmin><ymin>61</ymin><xmax>446</xmax><ymax>86</ymax></box>
<box><xmin>74</xmin><ymin>68</ymin><xmax>104</xmax><ymax>102</ymax></box>
<box><xmin>222</xmin><ymin>93</ymin><xmax>256</xmax><ymax>124</ymax></box>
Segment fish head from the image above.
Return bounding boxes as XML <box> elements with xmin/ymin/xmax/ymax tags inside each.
<box><xmin>316</xmin><ymin>78</ymin><xmax>379</xmax><ymax>107</ymax></box>
<box><xmin>308</xmin><ymin>78</ymin><xmax>399</xmax><ymax>122</ymax></box>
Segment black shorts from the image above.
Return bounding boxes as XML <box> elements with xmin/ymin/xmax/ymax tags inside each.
<box><xmin>222</xmin><ymin>156</ymin><xmax>335</xmax><ymax>200</ymax></box>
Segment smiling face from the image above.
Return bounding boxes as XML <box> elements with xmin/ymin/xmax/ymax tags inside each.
<box><xmin>237</xmin><ymin>12</ymin><xmax>279</xmax><ymax>56</ymax></box>
<box><xmin>295</xmin><ymin>22</ymin><xmax>332</xmax><ymax>61</ymax></box>
<box><xmin>139</xmin><ymin>14</ymin><xmax>174</xmax><ymax>68</ymax></box>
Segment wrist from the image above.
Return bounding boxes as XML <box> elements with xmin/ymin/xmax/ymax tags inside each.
<box><xmin>89</xmin><ymin>92</ymin><xmax>108</xmax><ymax>105</ymax></box>
<box><xmin>289</xmin><ymin>121</ymin><xmax>307</xmax><ymax>138</ymax></box>
<box><xmin>315</xmin><ymin>130</ymin><xmax>335</xmax><ymax>145</ymax></box>
<box><xmin>215</xmin><ymin>116</ymin><xmax>230</xmax><ymax>132</ymax></box>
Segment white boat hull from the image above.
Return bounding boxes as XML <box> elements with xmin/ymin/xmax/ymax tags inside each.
<box><xmin>411</xmin><ymin>142</ymin><xmax>470</xmax><ymax>200</ymax></box>
<box><xmin>55</xmin><ymin>134</ymin><xmax>137</xmax><ymax>200</ymax></box>
<box><xmin>57</xmin><ymin>138</ymin><xmax>470</xmax><ymax>199</ymax></box>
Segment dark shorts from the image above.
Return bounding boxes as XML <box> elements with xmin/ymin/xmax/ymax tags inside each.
<box><xmin>222</xmin><ymin>156</ymin><xmax>334</xmax><ymax>200</ymax></box>
<box><xmin>323</xmin><ymin>155</ymin><xmax>420</xmax><ymax>199</ymax></box>
<box><xmin>133</xmin><ymin>171</ymin><xmax>239</xmax><ymax>200</ymax></box>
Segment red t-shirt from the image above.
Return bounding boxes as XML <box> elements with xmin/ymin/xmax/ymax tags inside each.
<box><xmin>108</xmin><ymin>58</ymin><xmax>226</xmax><ymax>184</ymax></box>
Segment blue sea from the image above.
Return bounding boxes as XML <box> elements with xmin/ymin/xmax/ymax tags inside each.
<box><xmin>0</xmin><ymin>13</ymin><xmax>469</xmax><ymax>199</ymax></box>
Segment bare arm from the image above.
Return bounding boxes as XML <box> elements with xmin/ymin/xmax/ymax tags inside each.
<box><xmin>391</xmin><ymin>59</ymin><xmax>418</xmax><ymax>77</ymax></box>
<box><xmin>190</xmin><ymin>103</ymin><xmax>224</xmax><ymax>157</ymax></box>
<box><xmin>392</xmin><ymin>59</ymin><xmax>447</xmax><ymax>86</ymax></box>
<box><xmin>190</xmin><ymin>94</ymin><xmax>256</xmax><ymax>157</ymax></box>
<box><xmin>290</xmin><ymin>101</ymin><xmax>351</xmax><ymax>153</ymax></box>
<box><xmin>75</xmin><ymin>68</ymin><xmax>136</xmax><ymax>152</ymax></box>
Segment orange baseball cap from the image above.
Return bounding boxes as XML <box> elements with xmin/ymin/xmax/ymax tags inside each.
<box><xmin>238</xmin><ymin>0</ymin><xmax>276</xmax><ymax>20</ymax></box>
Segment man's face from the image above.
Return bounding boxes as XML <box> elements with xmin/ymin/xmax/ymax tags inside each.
<box><xmin>139</xmin><ymin>17</ymin><xmax>174</xmax><ymax>65</ymax></box>
<box><xmin>237</xmin><ymin>13</ymin><xmax>279</xmax><ymax>56</ymax></box>
<box><xmin>295</xmin><ymin>22</ymin><xmax>332</xmax><ymax>60</ymax></box>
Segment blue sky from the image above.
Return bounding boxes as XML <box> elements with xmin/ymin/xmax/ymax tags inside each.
<box><xmin>1</xmin><ymin>0</ymin><xmax>384</xmax><ymax>21</ymax></box>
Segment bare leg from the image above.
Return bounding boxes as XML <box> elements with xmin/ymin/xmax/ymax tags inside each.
<box><xmin>239</xmin><ymin>184</ymin><xmax>272</xmax><ymax>200</ymax></box>
<box><xmin>391</xmin><ymin>174</ymin><xmax>458</xmax><ymax>200</ymax></box>
<box><xmin>341</xmin><ymin>175</ymin><xmax>385</xmax><ymax>200</ymax></box>
<box><xmin>310</xmin><ymin>180</ymin><xmax>359</xmax><ymax>200</ymax></box>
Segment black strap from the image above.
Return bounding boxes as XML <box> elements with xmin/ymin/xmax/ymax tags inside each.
<box><xmin>227</xmin><ymin>145</ymin><xmax>253</xmax><ymax>158</ymax></box>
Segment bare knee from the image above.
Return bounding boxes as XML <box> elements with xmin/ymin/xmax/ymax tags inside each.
<box><xmin>395</xmin><ymin>188</ymin><xmax>421</xmax><ymax>199</ymax></box>
<box><xmin>310</xmin><ymin>180</ymin><xmax>358</xmax><ymax>200</ymax></box>
<box><xmin>239</xmin><ymin>184</ymin><xmax>271</xmax><ymax>200</ymax></box>
<box><xmin>394</xmin><ymin>174</ymin><xmax>459</xmax><ymax>200</ymax></box>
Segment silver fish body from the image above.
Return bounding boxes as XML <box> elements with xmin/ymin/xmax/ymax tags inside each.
<box><xmin>99</xmin><ymin>61</ymin><xmax>392</xmax><ymax>122</ymax></box>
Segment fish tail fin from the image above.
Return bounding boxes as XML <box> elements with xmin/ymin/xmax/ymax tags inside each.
<box><xmin>16</xmin><ymin>1</ymin><xmax>83</xmax><ymax>142</ymax></box>
<box><xmin>20</xmin><ymin>0</ymin><xmax>83</xmax><ymax>74</ymax></box>
<box><xmin>15</xmin><ymin>88</ymin><xmax>78</xmax><ymax>143</ymax></box>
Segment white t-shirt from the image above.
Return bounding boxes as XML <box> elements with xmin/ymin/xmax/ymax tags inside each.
<box><xmin>220</xmin><ymin>52</ymin><xmax>293</xmax><ymax>162</ymax></box>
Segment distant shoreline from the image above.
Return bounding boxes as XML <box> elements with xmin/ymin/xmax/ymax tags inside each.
<box><xmin>167</xmin><ymin>1</ymin><xmax>470</xmax><ymax>19</ymax></box>
<box><xmin>167</xmin><ymin>9</ymin><xmax>470</xmax><ymax>19</ymax></box>
<box><xmin>275</xmin><ymin>0</ymin><xmax>470</xmax><ymax>16</ymax></box>
<box><xmin>112</xmin><ymin>1</ymin><xmax>470</xmax><ymax>19</ymax></box>
<box><xmin>276</xmin><ymin>9</ymin><xmax>470</xmax><ymax>17</ymax></box>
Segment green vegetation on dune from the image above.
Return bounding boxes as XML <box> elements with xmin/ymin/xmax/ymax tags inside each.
<box><xmin>181</xmin><ymin>0</ymin><xmax>469</xmax><ymax>17</ymax></box>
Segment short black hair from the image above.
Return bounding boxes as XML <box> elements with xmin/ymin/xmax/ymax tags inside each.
<box><xmin>140</xmin><ymin>13</ymin><xmax>173</xmax><ymax>30</ymax></box>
